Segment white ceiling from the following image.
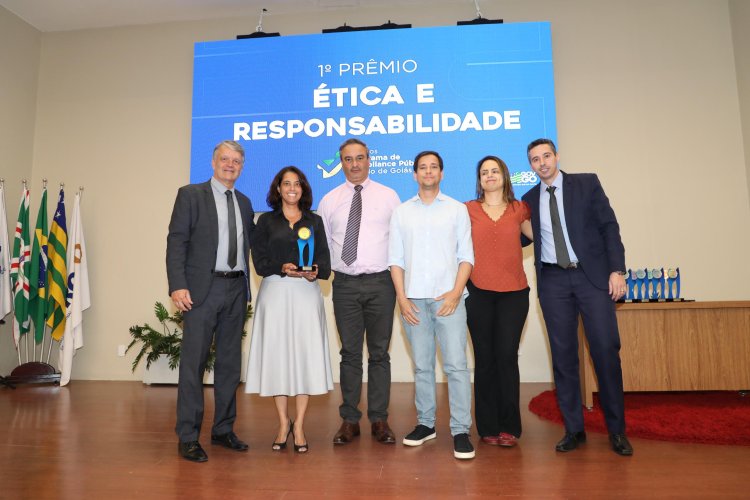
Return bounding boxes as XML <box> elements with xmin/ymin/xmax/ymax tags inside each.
<box><xmin>0</xmin><ymin>0</ymin><xmax>474</xmax><ymax>32</ymax></box>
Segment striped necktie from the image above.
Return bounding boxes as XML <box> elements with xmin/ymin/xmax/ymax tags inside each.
<box><xmin>341</xmin><ymin>185</ymin><xmax>363</xmax><ymax>266</ymax></box>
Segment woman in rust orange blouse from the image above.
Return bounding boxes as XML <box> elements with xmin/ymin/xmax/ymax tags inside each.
<box><xmin>465</xmin><ymin>155</ymin><xmax>533</xmax><ymax>447</ymax></box>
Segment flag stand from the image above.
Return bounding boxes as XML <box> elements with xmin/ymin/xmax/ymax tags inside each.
<box><xmin>5</xmin><ymin>179</ymin><xmax>62</xmax><ymax>386</ymax></box>
<box><xmin>6</xmin><ymin>361</ymin><xmax>60</xmax><ymax>385</ymax></box>
<box><xmin>0</xmin><ymin>376</ymin><xmax>16</xmax><ymax>389</ymax></box>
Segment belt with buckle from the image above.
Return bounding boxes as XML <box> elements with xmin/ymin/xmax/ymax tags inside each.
<box><xmin>541</xmin><ymin>262</ymin><xmax>579</xmax><ymax>270</ymax></box>
<box><xmin>213</xmin><ymin>270</ymin><xmax>245</xmax><ymax>278</ymax></box>
<box><xmin>335</xmin><ymin>270</ymin><xmax>390</xmax><ymax>279</ymax></box>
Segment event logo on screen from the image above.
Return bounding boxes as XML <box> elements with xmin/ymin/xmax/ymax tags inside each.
<box><xmin>316</xmin><ymin>150</ymin><xmax>342</xmax><ymax>178</ymax></box>
<box><xmin>191</xmin><ymin>23</ymin><xmax>557</xmax><ymax>209</ymax></box>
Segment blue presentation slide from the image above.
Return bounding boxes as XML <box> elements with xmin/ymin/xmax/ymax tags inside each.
<box><xmin>191</xmin><ymin>22</ymin><xmax>557</xmax><ymax>209</ymax></box>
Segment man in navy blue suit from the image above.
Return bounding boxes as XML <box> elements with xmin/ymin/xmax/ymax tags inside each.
<box><xmin>522</xmin><ymin>138</ymin><xmax>633</xmax><ymax>456</ymax></box>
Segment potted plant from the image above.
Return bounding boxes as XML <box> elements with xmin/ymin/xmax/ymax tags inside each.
<box><xmin>127</xmin><ymin>301</ymin><xmax>252</xmax><ymax>384</ymax></box>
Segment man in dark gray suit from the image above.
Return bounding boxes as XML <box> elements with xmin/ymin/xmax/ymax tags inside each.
<box><xmin>167</xmin><ymin>140</ymin><xmax>255</xmax><ymax>462</ymax></box>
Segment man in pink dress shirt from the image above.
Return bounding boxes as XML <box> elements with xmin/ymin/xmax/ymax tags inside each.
<box><xmin>317</xmin><ymin>138</ymin><xmax>401</xmax><ymax>445</ymax></box>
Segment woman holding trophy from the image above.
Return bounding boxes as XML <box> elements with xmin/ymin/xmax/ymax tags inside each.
<box><xmin>245</xmin><ymin>166</ymin><xmax>333</xmax><ymax>453</ymax></box>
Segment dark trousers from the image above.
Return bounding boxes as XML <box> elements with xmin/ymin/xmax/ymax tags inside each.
<box><xmin>175</xmin><ymin>276</ymin><xmax>246</xmax><ymax>442</ymax></box>
<box><xmin>538</xmin><ymin>266</ymin><xmax>625</xmax><ymax>434</ymax></box>
<box><xmin>466</xmin><ymin>281</ymin><xmax>529</xmax><ymax>438</ymax></box>
<box><xmin>332</xmin><ymin>271</ymin><xmax>396</xmax><ymax>423</ymax></box>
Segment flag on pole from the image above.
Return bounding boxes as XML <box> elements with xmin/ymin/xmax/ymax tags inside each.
<box><xmin>60</xmin><ymin>192</ymin><xmax>90</xmax><ymax>386</ymax></box>
<box><xmin>0</xmin><ymin>183</ymin><xmax>12</xmax><ymax>320</ymax></box>
<box><xmin>10</xmin><ymin>187</ymin><xmax>31</xmax><ymax>346</ymax></box>
<box><xmin>47</xmin><ymin>188</ymin><xmax>67</xmax><ymax>341</ymax></box>
<box><xmin>29</xmin><ymin>188</ymin><xmax>49</xmax><ymax>343</ymax></box>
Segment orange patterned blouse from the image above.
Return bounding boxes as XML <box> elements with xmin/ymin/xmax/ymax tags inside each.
<box><xmin>466</xmin><ymin>199</ymin><xmax>531</xmax><ymax>292</ymax></box>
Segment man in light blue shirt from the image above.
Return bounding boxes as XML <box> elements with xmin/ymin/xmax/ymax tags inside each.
<box><xmin>388</xmin><ymin>150</ymin><xmax>475</xmax><ymax>460</ymax></box>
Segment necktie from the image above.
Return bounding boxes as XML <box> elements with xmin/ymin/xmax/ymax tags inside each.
<box><xmin>225</xmin><ymin>190</ymin><xmax>237</xmax><ymax>269</ymax></box>
<box><xmin>546</xmin><ymin>186</ymin><xmax>571</xmax><ymax>269</ymax></box>
<box><xmin>341</xmin><ymin>185</ymin><xmax>363</xmax><ymax>266</ymax></box>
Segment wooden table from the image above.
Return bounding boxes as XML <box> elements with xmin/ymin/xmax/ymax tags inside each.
<box><xmin>578</xmin><ymin>301</ymin><xmax>750</xmax><ymax>408</ymax></box>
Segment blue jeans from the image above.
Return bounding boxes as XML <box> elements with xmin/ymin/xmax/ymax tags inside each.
<box><xmin>403</xmin><ymin>298</ymin><xmax>472</xmax><ymax>436</ymax></box>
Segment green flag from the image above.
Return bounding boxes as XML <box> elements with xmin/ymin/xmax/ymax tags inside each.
<box><xmin>10</xmin><ymin>187</ymin><xmax>31</xmax><ymax>346</ymax></box>
<box><xmin>29</xmin><ymin>188</ymin><xmax>49</xmax><ymax>343</ymax></box>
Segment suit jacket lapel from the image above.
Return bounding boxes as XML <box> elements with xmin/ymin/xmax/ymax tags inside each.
<box><xmin>562</xmin><ymin>172</ymin><xmax>576</xmax><ymax>245</ymax></box>
<box><xmin>527</xmin><ymin>184</ymin><xmax>541</xmax><ymax>234</ymax></box>
<box><xmin>236</xmin><ymin>192</ymin><xmax>251</xmax><ymax>258</ymax></box>
<box><xmin>200</xmin><ymin>181</ymin><xmax>219</xmax><ymax>251</ymax></box>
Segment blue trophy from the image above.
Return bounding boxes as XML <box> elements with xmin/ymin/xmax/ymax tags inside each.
<box><xmin>650</xmin><ymin>268</ymin><xmax>664</xmax><ymax>300</ymax></box>
<box><xmin>635</xmin><ymin>268</ymin><xmax>647</xmax><ymax>301</ymax></box>
<box><xmin>626</xmin><ymin>269</ymin><xmax>637</xmax><ymax>301</ymax></box>
<box><xmin>666</xmin><ymin>267</ymin><xmax>680</xmax><ymax>300</ymax></box>
<box><xmin>295</xmin><ymin>226</ymin><xmax>316</xmax><ymax>272</ymax></box>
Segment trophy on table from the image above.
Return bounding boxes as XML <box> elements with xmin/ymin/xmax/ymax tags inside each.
<box><xmin>626</xmin><ymin>269</ymin><xmax>637</xmax><ymax>301</ymax></box>
<box><xmin>650</xmin><ymin>268</ymin><xmax>665</xmax><ymax>300</ymax></box>
<box><xmin>665</xmin><ymin>267</ymin><xmax>681</xmax><ymax>300</ymax></box>
<box><xmin>634</xmin><ymin>268</ymin><xmax>647</xmax><ymax>301</ymax></box>
<box><xmin>623</xmin><ymin>265</ymin><xmax>685</xmax><ymax>302</ymax></box>
<box><xmin>295</xmin><ymin>226</ymin><xmax>317</xmax><ymax>272</ymax></box>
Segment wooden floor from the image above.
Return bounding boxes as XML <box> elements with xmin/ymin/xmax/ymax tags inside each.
<box><xmin>1</xmin><ymin>381</ymin><xmax>748</xmax><ymax>499</ymax></box>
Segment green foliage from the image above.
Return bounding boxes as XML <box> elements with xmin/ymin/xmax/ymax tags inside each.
<box><xmin>126</xmin><ymin>301</ymin><xmax>252</xmax><ymax>373</ymax></box>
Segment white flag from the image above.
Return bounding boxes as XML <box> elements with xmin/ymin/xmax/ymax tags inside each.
<box><xmin>59</xmin><ymin>193</ymin><xmax>90</xmax><ymax>386</ymax></box>
<box><xmin>0</xmin><ymin>183</ymin><xmax>11</xmax><ymax>319</ymax></box>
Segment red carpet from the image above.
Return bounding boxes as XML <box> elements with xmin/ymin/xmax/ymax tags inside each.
<box><xmin>528</xmin><ymin>390</ymin><xmax>750</xmax><ymax>446</ymax></box>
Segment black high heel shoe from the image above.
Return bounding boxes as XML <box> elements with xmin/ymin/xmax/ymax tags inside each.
<box><xmin>272</xmin><ymin>420</ymin><xmax>293</xmax><ymax>451</ymax></box>
<box><xmin>292</xmin><ymin>424</ymin><xmax>308</xmax><ymax>453</ymax></box>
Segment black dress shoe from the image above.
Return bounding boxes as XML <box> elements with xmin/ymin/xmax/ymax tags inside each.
<box><xmin>555</xmin><ymin>431</ymin><xmax>587</xmax><ymax>452</ymax></box>
<box><xmin>178</xmin><ymin>441</ymin><xmax>208</xmax><ymax>462</ymax></box>
<box><xmin>211</xmin><ymin>431</ymin><xmax>249</xmax><ymax>451</ymax></box>
<box><xmin>609</xmin><ymin>433</ymin><xmax>634</xmax><ymax>456</ymax></box>
<box><xmin>332</xmin><ymin>421</ymin><xmax>360</xmax><ymax>445</ymax></box>
<box><xmin>371</xmin><ymin>421</ymin><xmax>396</xmax><ymax>444</ymax></box>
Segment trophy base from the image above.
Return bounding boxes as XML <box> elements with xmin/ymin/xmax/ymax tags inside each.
<box><xmin>623</xmin><ymin>298</ymin><xmax>691</xmax><ymax>303</ymax></box>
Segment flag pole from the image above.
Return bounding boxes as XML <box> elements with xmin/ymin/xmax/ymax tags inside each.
<box><xmin>35</xmin><ymin>179</ymin><xmax>48</xmax><ymax>363</ymax></box>
<box><xmin>15</xmin><ymin>319</ymin><xmax>21</xmax><ymax>365</ymax></box>
<box><xmin>22</xmin><ymin>180</ymin><xmax>30</xmax><ymax>364</ymax></box>
<box><xmin>5</xmin><ymin>179</ymin><xmax>25</xmax><ymax>365</ymax></box>
<box><xmin>45</xmin><ymin>177</ymin><xmax>56</xmax><ymax>364</ymax></box>
<box><xmin>45</xmin><ymin>332</ymin><xmax>54</xmax><ymax>365</ymax></box>
<box><xmin>45</xmin><ymin>182</ymin><xmax>64</xmax><ymax>366</ymax></box>
<box><xmin>3</xmin><ymin>178</ymin><xmax>21</xmax><ymax>367</ymax></box>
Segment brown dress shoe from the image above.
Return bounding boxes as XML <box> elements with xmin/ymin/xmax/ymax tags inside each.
<box><xmin>371</xmin><ymin>421</ymin><xmax>396</xmax><ymax>444</ymax></box>
<box><xmin>333</xmin><ymin>421</ymin><xmax>360</xmax><ymax>445</ymax></box>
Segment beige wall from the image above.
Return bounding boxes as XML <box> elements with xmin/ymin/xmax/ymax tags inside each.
<box><xmin>730</xmin><ymin>0</ymin><xmax>750</xmax><ymax>208</ymax></box>
<box><xmin>2</xmin><ymin>0</ymin><xmax>749</xmax><ymax>382</ymax></box>
<box><xmin>0</xmin><ymin>7</ymin><xmax>40</xmax><ymax>373</ymax></box>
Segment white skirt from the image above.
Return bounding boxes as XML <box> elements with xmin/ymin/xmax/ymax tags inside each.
<box><xmin>245</xmin><ymin>274</ymin><xmax>333</xmax><ymax>396</ymax></box>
